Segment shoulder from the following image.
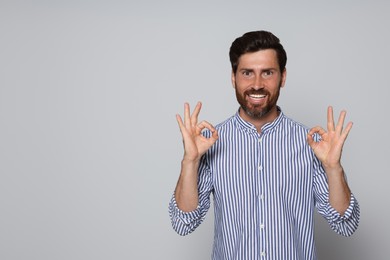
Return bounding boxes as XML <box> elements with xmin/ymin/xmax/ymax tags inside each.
<box><xmin>280</xmin><ymin>113</ymin><xmax>310</xmax><ymax>133</ymax></box>
<box><xmin>215</xmin><ymin>115</ymin><xmax>236</xmax><ymax>130</ymax></box>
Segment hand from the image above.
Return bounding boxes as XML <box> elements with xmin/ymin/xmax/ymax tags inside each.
<box><xmin>307</xmin><ymin>106</ymin><xmax>353</xmax><ymax>170</ymax></box>
<box><xmin>176</xmin><ymin>102</ymin><xmax>218</xmax><ymax>162</ymax></box>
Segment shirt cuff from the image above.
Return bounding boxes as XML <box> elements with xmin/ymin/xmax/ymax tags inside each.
<box><xmin>326</xmin><ymin>193</ymin><xmax>357</xmax><ymax>223</ymax></box>
<box><xmin>169</xmin><ymin>194</ymin><xmax>202</xmax><ymax>225</ymax></box>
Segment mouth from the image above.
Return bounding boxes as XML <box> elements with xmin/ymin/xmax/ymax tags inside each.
<box><xmin>248</xmin><ymin>94</ymin><xmax>266</xmax><ymax>99</ymax></box>
<box><xmin>248</xmin><ymin>93</ymin><xmax>267</xmax><ymax>104</ymax></box>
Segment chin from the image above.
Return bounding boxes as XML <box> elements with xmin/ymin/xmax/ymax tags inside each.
<box><xmin>247</xmin><ymin>102</ymin><xmax>277</xmax><ymax>117</ymax></box>
<box><xmin>244</xmin><ymin>108</ymin><xmax>269</xmax><ymax>118</ymax></box>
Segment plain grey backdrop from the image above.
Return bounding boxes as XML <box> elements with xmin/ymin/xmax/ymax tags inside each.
<box><xmin>1</xmin><ymin>0</ymin><xmax>389</xmax><ymax>259</ymax></box>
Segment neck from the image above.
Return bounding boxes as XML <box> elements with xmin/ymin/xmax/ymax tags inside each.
<box><xmin>239</xmin><ymin>106</ymin><xmax>279</xmax><ymax>133</ymax></box>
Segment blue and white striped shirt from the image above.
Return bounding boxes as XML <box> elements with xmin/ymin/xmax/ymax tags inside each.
<box><xmin>169</xmin><ymin>108</ymin><xmax>360</xmax><ymax>260</ymax></box>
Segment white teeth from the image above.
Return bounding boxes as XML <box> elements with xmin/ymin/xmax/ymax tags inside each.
<box><xmin>249</xmin><ymin>94</ymin><xmax>266</xmax><ymax>98</ymax></box>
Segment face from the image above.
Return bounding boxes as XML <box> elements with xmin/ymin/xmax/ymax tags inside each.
<box><xmin>232</xmin><ymin>49</ymin><xmax>286</xmax><ymax>123</ymax></box>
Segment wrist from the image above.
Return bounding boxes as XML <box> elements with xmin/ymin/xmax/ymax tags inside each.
<box><xmin>323</xmin><ymin>164</ymin><xmax>344</xmax><ymax>177</ymax></box>
<box><xmin>182</xmin><ymin>152</ymin><xmax>202</xmax><ymax>163</ymax></box>
<box><xmin>181</xmin><ymin>157</ymin><xmax>200</xmax><ymax>167</ymax></box>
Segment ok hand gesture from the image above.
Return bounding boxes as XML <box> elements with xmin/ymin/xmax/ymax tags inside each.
<box><xmin>307</xmin><ymin>106</ymin><xmax>353</xmax><ymax>170</ymax></box>
<box><xmin>176</xmin><ymin>102</ymin><xmax>219</xmax><ymax>162</ymax></box>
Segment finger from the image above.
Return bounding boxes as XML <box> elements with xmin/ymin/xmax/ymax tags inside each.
<box><xmin>335</xmin><ymin>110</ymin><xmax>347</xmax><ymax>134</ymax></box>
<box><xmin>211</xmin><ymin>128</ymin><xmax>219</xmax><ymax>141</ymax></box>
<box><xmin>306</xmin><ymin>133</ymin><xmax>316</xmax><ymax>148</ymax></box>
<box><xmin>308</xmin><ymin>126</ymin><xmax>326</xmax><ymax>137</ymax></box>
<box><xmin>307</xmin><ymin>130</ymin><xmax>314</xmax><ymax>143</ymax></box>
<box><xmin>191</xmin><ymin>101</ymin><xmax>202</xmax><ymax>127</ymax></box>
<box><xmin>199</xmin><ymin>121</ymin><xmax>219</xmax><ymax>143</ymax></box>
<box><xmin>307</xmin><ymin>129</ymin><xmax>323</xmax><ymax>150</ymax></box>
<box><xmin>176</xmin><ymin>114</ymin><xmax>185</xmax><ymax>133</ymax></box>
<box><xmin>184</xmin><ymin>102</ymin><xmax>191</xmax><ymax>128</ymax></box>
<box><xmin>196</xmin><ymin>120</ymin><xmax>216</xmax><ymax>134</ymax></box>
<box><xmin>340</xmin><ymin>121</ymin><xmax>353</xmax><ymax>141</ymax></box>
<box><xmin>327</xmin><ymin>106</ymin><xmax>335</xmax><ymax>132</ymax></box>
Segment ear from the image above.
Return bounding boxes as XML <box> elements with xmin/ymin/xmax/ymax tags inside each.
<box><xmin>231</xmin><ymin>71</ymin><xmax>236</xmax><ymax>89</ymax></box>
<box><xmin>280</xmin><ymin>68</ymin><xmax>287</xmax><ymax>88</ymax></box>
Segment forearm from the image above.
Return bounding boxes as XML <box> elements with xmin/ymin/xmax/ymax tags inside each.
<box><xmin>174</xmin><ymin>159</ymin><xmax>200</xmax><ymax>212</ymax></box>
<box><xmin>325</xmin><ymin>165</ymin><xmax>351</xmax><ymax>215</ymax></box>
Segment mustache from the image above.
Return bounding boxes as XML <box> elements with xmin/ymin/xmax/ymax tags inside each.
<box><xmin>245</xmin><ymin>89</ymin><xmax>270</xmax><ymax>96</ymax></box>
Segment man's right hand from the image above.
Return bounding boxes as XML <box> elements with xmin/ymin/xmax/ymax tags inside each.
<box><xmin>176</xmin><ymin>102</ymin><xmax>219</xmax><ymax>162</ymax></box>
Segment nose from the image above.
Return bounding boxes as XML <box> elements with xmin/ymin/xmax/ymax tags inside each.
<box><xmin>253</xmin><ymin>74</ymin><xmax>264</xmax><ymax>90</ymax></box>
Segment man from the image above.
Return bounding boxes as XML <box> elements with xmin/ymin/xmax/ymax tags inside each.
<box><xmin>169</xmin><ymin>30</ymin><xmax>359</xmax><ymax>260</ymax></box>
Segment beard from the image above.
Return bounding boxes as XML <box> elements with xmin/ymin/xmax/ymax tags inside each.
<box><xmin>235</xmin><ymin>82</ymin><xmax>282</xmax><ymax>119</ymax></box>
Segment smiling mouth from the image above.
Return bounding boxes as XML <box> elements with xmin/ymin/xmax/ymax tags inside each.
<box><xmin>249</xmin><ymin>94</ymin><xmax>266</xmax><ymax>99</ymax></box>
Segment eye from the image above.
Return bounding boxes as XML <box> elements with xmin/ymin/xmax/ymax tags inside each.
<box><xmin>262</xmin><ymin>70</ymin><xmax>274</xmax><ymax>78</ymax></box>
<box><xmin>242</xmin><ymin>70</ymin><xmax>252</xmax><ymax>77</ymax></box>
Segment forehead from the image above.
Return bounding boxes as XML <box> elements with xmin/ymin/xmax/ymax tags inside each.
<box><xmin>237</xmin><ymin>49</ymin><xmax>279</xmax><ymax>70</ymax></box>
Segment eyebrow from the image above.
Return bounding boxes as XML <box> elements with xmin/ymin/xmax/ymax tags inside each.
<box><xmin>238</xmin><ymin>68</ymin><xmax>254</xmax><ymax>72</ymax></box>
<box><xmin>238</xmin><ymin>67</ymin><xmax>277</xmax><ymax>72</ymax></box>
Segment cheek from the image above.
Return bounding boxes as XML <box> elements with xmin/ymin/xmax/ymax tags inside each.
<box><xmin>235</xmin><ymin>78</ymin><xmax>251</xmax><ymax>90</ymax></box>
<box><xmin>235</xmin><ymin>84</ymin><xmax>247</xmax><ymax>96</ymax></box>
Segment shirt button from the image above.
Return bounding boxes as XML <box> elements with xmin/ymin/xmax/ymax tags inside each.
<box><xmin>260</xmin><ymin>224</ymin><xmax>264</xmax><ymax>229</ymax></box>
<box><xmin>261</xmin><ymin>252</ymin><xmax>266</xmax><ymax>257</ymax></box>
<box><xmin>258</xmin><ymin>165</ymin><xmax>263</xmax><ymax>171</ymax></box>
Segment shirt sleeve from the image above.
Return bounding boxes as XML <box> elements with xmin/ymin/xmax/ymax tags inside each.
<box><xmin>313</xmin><ymin>158</ymin><xmax>360</xmax><ymax>237</ymax></box>
<box><xmin>168</xmin><ymin>155</ymin><xmax>214</xmax><ymax>236</ymax></box>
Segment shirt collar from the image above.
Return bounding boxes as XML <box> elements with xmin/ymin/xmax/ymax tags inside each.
<box><xmin>234</xmin><ymin>106</ymin><xmax>284</xmax><ymax>134</ymax></box>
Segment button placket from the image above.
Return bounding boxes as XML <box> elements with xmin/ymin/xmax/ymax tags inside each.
<box><xmin>257</xmin><ymin>132</ymin><xmax>267</xmax><ymax>259</ymax></box>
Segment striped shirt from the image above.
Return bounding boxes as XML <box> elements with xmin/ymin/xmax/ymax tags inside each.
<box><xmin>169</xmin><ymin>108</ymin><xmax>360</xmax><ymax>260</ymax></box>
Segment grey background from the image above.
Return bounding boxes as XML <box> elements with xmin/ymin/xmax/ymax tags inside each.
<box><xmin>0</xmin><ymin>1</ymin><xmax>388</xmax><ymax>259</ymax></box>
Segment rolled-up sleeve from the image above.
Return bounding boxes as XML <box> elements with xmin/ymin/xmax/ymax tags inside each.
<box><xmin>320</xmin><ymin>194</ymin><xmax>360</xmax><ymax>237</ymax></box>
<box><xmin>168</xmin><ymin>195</ymin><xmax>205</xmax><ymax>236</ymax></box>
<box><xmin>313</xmin><ymin>161</ymin><xmax>360</xmax><ymax>237</ymax></box>
<box><xmin>168</xmin><ymin>156</ymin><xmax>213</xmax><ymax>236</ymax></box>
